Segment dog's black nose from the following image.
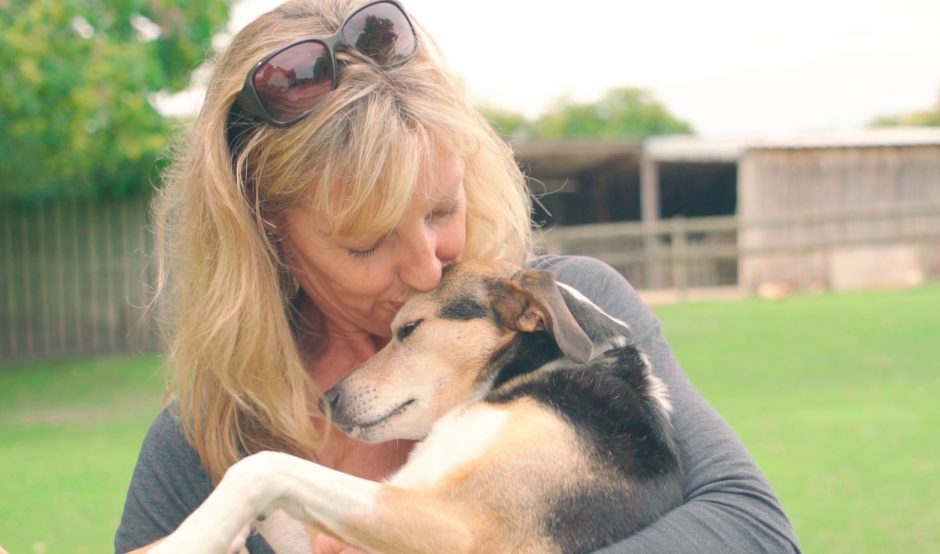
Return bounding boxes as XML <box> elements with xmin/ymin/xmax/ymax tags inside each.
<box><xmin>320</xmin><ymin>388</ymin><xmax>341</xmax><ymax>413</ymax></box>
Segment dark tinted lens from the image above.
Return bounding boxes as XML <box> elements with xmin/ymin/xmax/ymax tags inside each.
<box><xmin>253</xmin><ymin>40</ymin><xmax>334</xmax><ymax>123</ymax></box>
<box><xmin>342</xmin><ymin>2</ymin><xmax>416</xmax><ymax>64</ymax></box>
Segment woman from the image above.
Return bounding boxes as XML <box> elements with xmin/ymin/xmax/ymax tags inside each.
<box><xmin>116</xmin><ymin>0</ymin><xmax>800</xmax><ymax>552</ymax></box>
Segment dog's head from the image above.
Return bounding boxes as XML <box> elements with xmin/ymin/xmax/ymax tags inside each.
<box><xmin>323</xmin><ymin>260</ymin><xmax>608</xmax><ymax>442</ymax></box>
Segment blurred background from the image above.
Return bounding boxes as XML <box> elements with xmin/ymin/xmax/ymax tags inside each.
<box><xmin>1</xmin><ymin>1</ymin><xmax>938</xmax><ymax>552</ymax></box>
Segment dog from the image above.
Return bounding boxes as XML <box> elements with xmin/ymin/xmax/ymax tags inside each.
<box><xmin>149</xmin><ymin>260</ymin><xmax>683</xmax><ymax>554</ymax></box>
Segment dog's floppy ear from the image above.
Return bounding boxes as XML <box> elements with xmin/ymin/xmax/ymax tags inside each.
<box><xmin>490</xmin><ymin>269</ymin><xmax>594</xmax><ymax>364</ymax></box>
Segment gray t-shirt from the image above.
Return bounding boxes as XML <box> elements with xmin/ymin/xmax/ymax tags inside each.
<box><xmin>115</xmin><ymin>255</ymin><xmax>801</xmax><ymax>553</ymax></box>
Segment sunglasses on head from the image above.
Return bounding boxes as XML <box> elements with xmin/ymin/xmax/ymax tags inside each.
<box><xmin>228</xmin><ymin>0</ymin><xmax>417</xmax><ymax>138</ymax></box>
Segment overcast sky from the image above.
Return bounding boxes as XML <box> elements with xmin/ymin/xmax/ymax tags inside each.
<box><xmin>226</xmin><ymin>0</ymin><xmax>940</xmax><ymax>139</ymax></box>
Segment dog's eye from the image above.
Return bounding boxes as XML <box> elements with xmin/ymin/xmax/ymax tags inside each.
<box><xmin>396</xmin><ymin>319</ymin><xmax>423</xmax><ymax>342</ymax></box>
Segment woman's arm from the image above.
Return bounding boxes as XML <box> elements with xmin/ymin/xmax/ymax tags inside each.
<box><xmin>531</xmin><ymin>255</ymin><xmax>801</xmax><ymax>553</ymax></box>
<box><xmin>114</xmin><ymin>405</ymin><xmax>274</xmax><ymax>554</ymax></box>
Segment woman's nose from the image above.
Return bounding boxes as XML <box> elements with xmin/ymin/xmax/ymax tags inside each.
<box><xmin>397</xmin><ymin>225</ymin><xmax>443</xmax><ymax>292</ymax></box>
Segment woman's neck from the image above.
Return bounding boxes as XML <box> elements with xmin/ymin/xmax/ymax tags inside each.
<box><xmin>293</xmin><ymin>293</ymin><xmax>385</xmax><ymax>391</ymax></box>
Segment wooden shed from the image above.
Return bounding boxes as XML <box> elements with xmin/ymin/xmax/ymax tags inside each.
<box><xmin>737</xmin><ymin>128</ymin><xmax>940</xmax><ymax>292</ymax></box>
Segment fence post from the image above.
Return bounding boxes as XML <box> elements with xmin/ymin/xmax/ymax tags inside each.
<box><xmin>640</xmin><ymin>156</ymin><xmax>663</xmax><ymax>289</ymax></box>
<box><xmin>70</xmin><ymin>197</ymin><xmax>84</xmax><ymax>353</ymax></box>
<box><xmin>2</xmin><ymin>205</ymin><xmax>15</xmax><ymax>357</ymax></box>
<box><xmin>798</xmin><ymin>211</ymin><xmax>811</xmax><ymax>292</ymax></box>
<box><xmin>54</xmin><ymin>201</ymin><xmax>67</xmax><ymax>353</ymax></box>
<box><xmin>37</xmin><ymin>203</ymin><xmax>51</xmax><ymax>356</ymax></box>
<box><xmin>671</xmin><ymin>216</ymin><xmax>688</xmax><ymax>300</ymax></box>
<box><xmin>19</xmin><ymin>211</ymin><xmax>35</xmax><ymax>355</ymax></box>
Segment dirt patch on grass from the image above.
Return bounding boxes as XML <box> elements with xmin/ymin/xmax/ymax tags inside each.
<box><xmin>1</xmin><ymin>395</ymin><xmax>162</xmax><ymax>427</ymax></box>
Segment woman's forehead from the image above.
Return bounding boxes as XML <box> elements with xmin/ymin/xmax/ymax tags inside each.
<box><xmin>420</xmin><ymin>150</ymin><xmax>464</xmax><ymax>192</ymax></box>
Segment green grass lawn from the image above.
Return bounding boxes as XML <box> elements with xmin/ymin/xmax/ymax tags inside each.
<box><xmin>654</xmin><ymin>283</ymin><xmax>940</xmax><ymax>553</ymax></box>
<box><xmin>1</xmin><ymin>284</ymin><xmax>938</xmax><ymax>553</ymax></box>
<box><xmin>0</xmin><ymin>356</ymin><xmax>165</xmax><ymax>554</ymax></box>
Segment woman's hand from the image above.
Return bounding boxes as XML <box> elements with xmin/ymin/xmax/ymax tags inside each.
<box><xmin>313</xmin><ymin>533</ymin><xmax>367</xmax><ymax>554</ymax></box>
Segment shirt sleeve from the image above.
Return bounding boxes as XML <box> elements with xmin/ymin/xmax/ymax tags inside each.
<box><xmin>529</xmin><ymin>255</ymin><xmax>802</xmax><ymax>553</ymax></box>
<box><xmin>114</xmin><ymin>404</ymin><xmax>274</xmax><ymax>554</ymax></box>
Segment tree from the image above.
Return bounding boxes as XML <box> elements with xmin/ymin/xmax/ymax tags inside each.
<box><xmin>0</xmin><ymin>0</ymin><xmax>230</xmax><ymax>202</ymax></box>
<box><xmin>530</xmin><ymin>87</ymin><xmax>693</xmax><ymax>140</ymax></box>
<box><xmin>870</xmin><ymin>90</ymin><xmax>940</xmax><ymax>128</ymax></box>
<box><xmin>478</xmin><ymin>103</ymin><xmax>531</xmax><ymax>141</ymax></box>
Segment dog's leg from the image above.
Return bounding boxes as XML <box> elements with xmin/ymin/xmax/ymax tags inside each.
<box><xmin>146</xmin><ymin>451</ymin><xmax>278</xmax><ymax>554</ymax></box>
<box><xmin>150</xmin><ymin>451</ymin><xmax>473</xmax><ymax>554</ymax></box>
<box><xmin>255</xmin><ymin>509</ymin><xmax>320</xmax><ymax>553</ymax></box>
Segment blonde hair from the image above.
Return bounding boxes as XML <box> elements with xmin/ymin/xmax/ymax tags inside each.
<box><xmin>152</xmin><ymin>0</ymin><xmax>533</xmax><ymax>482</ymax></box>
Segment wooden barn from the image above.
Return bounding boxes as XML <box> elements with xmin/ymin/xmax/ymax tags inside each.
<box><xmin>736</xmin><ymin>128</ymin><xmax>940</xmax><ymax>293</ymax></box>
<box><xmin>516</xmin><ymin>128</ymin><xmax>940</xmax><ymax>294</ymax></box>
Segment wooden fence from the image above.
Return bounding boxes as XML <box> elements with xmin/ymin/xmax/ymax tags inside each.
<box><xmin>1</xmin><ymin>195</ymin><xmax>159</xmax><ymax>364</ymax></box>
<box><xmin>543</xmin><ymin>200</ymin><xmax>940</xmax><ymax>297</ymax></box>
<box><xmin>2</xmin><ymin>197</ymin><xmax>939</xmax><ymax>363</ymax></box>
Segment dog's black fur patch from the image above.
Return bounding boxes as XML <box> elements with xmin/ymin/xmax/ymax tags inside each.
<box><xmin>438</xmin><ymin>295</ymin><xmax>489</xmax><ymax>321</ymax></box>
<box><xmin>487</xmin><ymin>332</ymin><xmax>563</xmax><ymax>390</ymax></box>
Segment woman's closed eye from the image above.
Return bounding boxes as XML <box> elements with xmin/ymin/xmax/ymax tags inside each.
<box><xmin>426</xmin><ymin>201</ymin><xmax>459</xmax><ymax>225</ymax></box>
<box><xmin>345</xmin><ymin>231</ymin><xmax>392</xmax><ymax>259</ymax></box>
<box><xmin>347</xmin><ymin>244</ymin><xmax>379</xmax><ymax>259</ymax></box>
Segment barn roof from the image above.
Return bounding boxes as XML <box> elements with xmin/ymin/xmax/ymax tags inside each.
<box><xmin>643</xmin><ymin>135</ymin><xmax>744</xmax><ymax>162</ymax></box>
<box><xmin>513</xmin><ymin>139</ymin><xmax>642</xmax><ymax>176</ymax></box>
<box><xmin>746</xmin><ymin>127</ymin><xmax>940</xmax><ymax>150</ymax></box>
<box><xmin>641</xmin><ymin>128</ymin><xmax>940</xmax><ymax>162</ymax></box>
<box><xmin>512</xmin><ymin>128</ymin><xmax>940</xmax><ymax>172</ymax></box>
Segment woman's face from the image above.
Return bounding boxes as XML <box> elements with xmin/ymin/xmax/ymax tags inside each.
<box><xmin>279</xmin><ymin>152</ymin><xmax>467</xmax><ymax>339</ymax></box>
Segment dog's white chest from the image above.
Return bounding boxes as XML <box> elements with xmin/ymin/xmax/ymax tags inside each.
<box><xmin>389</xmin><ymin>404</ymin><xmax>509</xmax><ymax>489</ymax></box>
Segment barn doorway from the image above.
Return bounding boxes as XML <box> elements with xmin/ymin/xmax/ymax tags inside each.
<box><xmin>658</xmin><ymin>162</ymin><xmax>737</xmax><ymax>218</ymax></box>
